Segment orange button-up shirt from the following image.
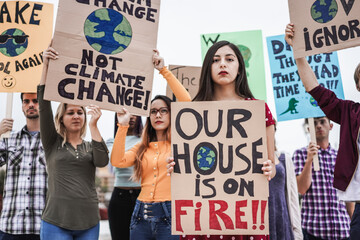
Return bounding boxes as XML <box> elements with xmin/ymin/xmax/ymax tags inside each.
<box><xmin>111</xmin><ymin>67</ymin><xmax>190</xmax><ymax>202</ymax></box>
<box><xmin>111</xmin><ymin>126</ymin><xmax>172</xmax><ymax>202</ymax></box>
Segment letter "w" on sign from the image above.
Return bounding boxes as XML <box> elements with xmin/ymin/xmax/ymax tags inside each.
<box><xmin>202</xmin><ymin>34</ymin><xmax>220</xmax><ymax>47</ymax></box>
<box><xmin>340</xmin><ymin>0</ymin><xmax>355</xmax><ymax>15</ymax></box>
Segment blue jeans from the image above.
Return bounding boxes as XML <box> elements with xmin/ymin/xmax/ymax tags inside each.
<box><xmin>130</xmin><ymin>200</ymin><xmax>179</xmax><ymax>240</ymax></box>
<box><xmin>350</xmin><ymin>203</ymin><xmax>360</xmax><ymax>240</ymax></box>
<box><xmin>40</xmin><ymin>220</ymin><xmax>99</xmax><ymax>240</ymax></box>
<box><xmin>0</xmin><ymin>231</ymin><xmax>39</xmax><ymax>240</ymax></box>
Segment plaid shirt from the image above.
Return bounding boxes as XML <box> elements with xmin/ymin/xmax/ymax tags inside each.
<box><xmin>293</xmin><ymin>145</ymin><xmax>350</xmax><ymax>239</ymax></box>
<box><xmin>0</xmin><ymin>126</ymin><xmax>47</xmax><ymax>235</ymax></box>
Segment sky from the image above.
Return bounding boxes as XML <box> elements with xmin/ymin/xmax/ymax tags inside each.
<box><xmin>1</xmin><ymin>0</ymin><xmax>360</xmax><ymax>155</ymax></box>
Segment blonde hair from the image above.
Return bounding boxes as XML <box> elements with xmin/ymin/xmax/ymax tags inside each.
<box><xmin>54</xmin><ymin>103</ymin><xmax>87</xmax><ymax>146</ymax></box>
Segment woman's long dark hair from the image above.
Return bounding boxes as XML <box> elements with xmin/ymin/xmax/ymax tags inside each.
<box><xmin>114</xmin><ymin>114</ymin><xmax>143</xmax><ymax>138</ymax></box>
<box><xmin>132</xmin><ymin>95</ymin><xmax>172</xmax><ymax>181</ymax></box>
<box><xmin>193</xmin><ymin>40</ymin><xmax>254</xmax><ymax>101</ymax></box>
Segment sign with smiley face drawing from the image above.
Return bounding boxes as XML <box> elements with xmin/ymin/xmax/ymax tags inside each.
<box><xmin>1</xmin><ymin>75</ymin><xmax>16</xmax><ymax>89</ymax></box>
<box><xmin>0</xmin><ymin>1</ymin><xmax>53</xmax><ymax>92</ymax></box>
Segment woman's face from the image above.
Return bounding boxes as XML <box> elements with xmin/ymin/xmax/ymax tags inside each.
<box><xmin>129</xmin><ymin>115</ymin><xmax>137</xmax><ymax>129</ymax></box>
<box><xmin>211</xmin><ymin>45</ymin><xmax>240</xmax><ymax>87</ymax></box>
<box><xmin>149</xmin><ymin>99</ymin><xmax>170</xmax><ymax>132</ymax></box>
<box><xmin>62</xmin><ymin>104</ymin><xmax>85</xmax><ymax>133</ymax></box>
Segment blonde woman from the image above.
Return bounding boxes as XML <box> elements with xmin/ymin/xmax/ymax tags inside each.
<box><xmin>38</xmin><ymin>47</ymin><xmax>109</xmax><ymax>240</ymax></box>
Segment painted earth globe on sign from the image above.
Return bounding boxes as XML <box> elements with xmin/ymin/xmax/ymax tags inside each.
<box><xmin>84</xmin><ymin>8</ymin><xmax>132</xmax><ymax>55</ymax></box>
<box><xmin>0</xmin><ymin>28</ymin><xmax>29</xmax><ymax>57</ymax></box>
<box><xmin>310</xmin><ymin>96</ymin><xmax>319</xmax><ymax>107</ymax></box>
<box><xmin>197</xmin><ymin>146</ymin><xmax>216</xmax><ymax>171</ymax></box>
<box><xmin>310</xmin><ymin>0</ymin><xmax>338</xmax><ymax>23</ymax></box>
<box><xmin>237</xmin><ymin>44</ymin><xmax>251</xmax><ymax>77</ymax></box>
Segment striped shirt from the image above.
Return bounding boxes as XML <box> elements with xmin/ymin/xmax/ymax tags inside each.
<box><xmin>292</xmin><ymin>145</ymin><xmax>350</xmax><ymax>239</ymax></box>
<box><xmin>0</xmin><ymin>126</ymin><xmax>47</xmax><ymax>235</ymax></box>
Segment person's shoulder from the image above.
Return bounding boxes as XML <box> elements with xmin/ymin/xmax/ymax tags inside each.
<box><xmin>328</xmin><ymin>145</ymin><xmax>338</xmax><ymax>155</ymax></box>
<box><xmin>12</xmin><ymin>125</ymin><xmax>28</xmax><ymax>138</ymax></box>
<box><xmin>293</xmin><ymin>146</ymin><xmax>307</xmax><ymax>156</ymax></box>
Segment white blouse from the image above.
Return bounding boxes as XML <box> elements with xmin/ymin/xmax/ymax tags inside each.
<box><xmin>337</xmin><ymin>137</ymin><xmax>360</xmax><ymax>201</ymax></box>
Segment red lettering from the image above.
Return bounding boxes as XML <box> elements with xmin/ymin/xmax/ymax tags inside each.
<box><xmin>235</xmin><ymin>200</ymin><xmax>248</xmax><ymax>229</ymax></box>
<box><xmin>209</xmin><ymin>200</ymin><xmax>234</xmax><ymax>230</ymax></box>
<box><xmin>175</xmin><ymin>200</ymin><xmax>193</xmax><ymax>232</ymax></box>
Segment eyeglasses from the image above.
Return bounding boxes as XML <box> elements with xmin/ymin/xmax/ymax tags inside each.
<box><xmin>0</xmin><ymin>35</ymin><xmax>29</xmax><ymax>44</ymax></box>
<box><xmin>150</xmin><ymin>107</ymin><xmax>169</xmax><ymax>116</ymax></box>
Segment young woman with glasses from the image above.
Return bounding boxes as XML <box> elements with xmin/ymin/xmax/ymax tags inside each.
<box><xmin>111</xmin><ymin>50</ymin><xmax>191</xmax><ymax>240</ymax></box>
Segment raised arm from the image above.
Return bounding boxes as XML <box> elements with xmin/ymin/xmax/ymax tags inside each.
<box><xmin>153</xmin><ymin>50</ymin><xmax>191</xmax><ymax>102</ymax></box>
<box><xmin>40</xmin><ymin>47</ymin><xmax>58</xmax><ymax>86</ymax></box>
<box><xmin>110</xmin><ymin>108</ymin><xmax>139</xmax><ymax>168</ymax></box>
<box><xmin>295</xmin><ymin>142</ymin><xmax>319</xmax><ymax>195</ymax></box>
<box><xmin>38</xmin><ymin>85</ymin><xmax>58</xmax><ymax>151</ymax></box>
<box><xmin>87</xmin><ymin>104</ymin><xmax>109</xmax><ymax>167</ymax></box>
<box><xmin>285</xmin><ymin>23</ymin><xmax>319</xmax><ymax>92</ymax></box>
<box><xmin>38</xmin><ymin>47</ymin><xmax>60</xmax><ymax>151</ymax></box>
<box><xmin>87</xmin><ymin>105</ymin><xmax>102</xmax><ymax>142</ymax></box>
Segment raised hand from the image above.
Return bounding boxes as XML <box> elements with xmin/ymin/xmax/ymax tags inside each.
<box><xmin>306</xmin><ymin>141</ymin><xmax>319</xmax><ymax>162</ymax></box>
<box><xmin>43</xmin><ymin>47</ymin><xmax>59</xmax><ymax>66</ymax></box>
<box><xmin>152</xmin><ymin>49</ymin><xmax>165</xmax><ymax>71</ymax></box>
<box><xmin>285</xmin><ymin>23</ymin><xmax>295</xmax><ymax>47</ymax></box>
<box><xmin>0</xmin><ymin>118</ymin><xmax>14</xmax><ymax>135</ymax></box>
<box><xmin>116</xmin><ymin>108</ymin><xmax>131</xmax><ymax>126</ymax></box>
<box><xmin>87</xmin><ymin>104</ymin><xmax>102</xmax><ymax>127</ymax></box>
<box><xmin>40</xmin><ymin>46</ymin><xmax>59</xmax><ymax>85</ymax></box>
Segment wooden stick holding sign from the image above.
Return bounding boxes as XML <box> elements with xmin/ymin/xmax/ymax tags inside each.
<box><xmin>0</xmin><ymin>93</ymin><xmax>13</xmax><ymax>139</ymax></box>
<box><xmin>308</xmin><ymin>118</ymin><xmax>319</xmax><ymax>171</ymax></box>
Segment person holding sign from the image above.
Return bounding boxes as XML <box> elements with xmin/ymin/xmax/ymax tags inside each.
<box><xmin>37</xmin><ymin>47</ymin><xmax>109</xmax><ymax>240</ymax></box>
<box><xmin>107</xmin><ymin>114</ymin><xmax>143</xmax><ymax>240</ymax></box>
<box><xmin>111</xmin><ymin>52</ymin><xmax>191</xmax><ymax>240</ymax></box>
<box><xmin>286</xmin><ymin>23</ymin><xmax>359</xmax><ymax>240</ymax></box>
<box><xmin>166</xmin><ymin>41</ymin><xmax>275</xmax><ymax>240</ymax></box>
<box><xmin>0</xmin><ymin>94</ymin><xmax>47</xmax><ymax>240</ymax></box>
<box><xmin>292</xmin><ymin>117</ymin><xmax>350</xmax><ymax>239</ymax></box>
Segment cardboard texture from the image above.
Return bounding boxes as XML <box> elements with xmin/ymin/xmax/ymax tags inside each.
<box><xmin>288</xmin><ymin>0</ymin><xmax>360</xmax><ymax>58</ymax></box>
<box><xmin>44</xmin><ymin>0</ymin><xmax>160</xmax><ymax>116</ymax></box>
<box><xmin>266</xmin><ymin>34</ymin><xmax>344</xmax><ymax>121</ymax></box>
<box><xmin>200</xmin><ymin>30</ymin><xmax>267</xmax><ymax>101</ymax></box>
<box><xmin>308</xmin><ymin>118</ymin><xmax>320</xmax><ymax>171</ymax></box>
<box><xmin>0</xmin><ymin>1</ymin><xmax>53</xmax><ymax>92</ymax></box>
<box><xmin>171</xmin><ymin>101</ymin><xmax>269</xmax><ymax>235</ymax></box>
<box><xmin>166</xmin><ymin>65</ymin><xmax>201</xmax><ymax>101</ymax></box>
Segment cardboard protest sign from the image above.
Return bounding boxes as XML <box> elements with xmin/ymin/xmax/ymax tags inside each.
<box><xmin>44</xmin><ymin>0</ymin><xmax>160</xmax><ymax>116</ymax></box>
<box><xmin>171</xmin><ymin>101</ymin><xmax>269</xmax><ymax>235</ymax></box>
<box><xmin>200</xmin><ymin>30</ymin><xmax>267</xmax><ymax>101</ymax></box>
<box><xmin>0</xmin><ymin>1</ymin><xmax>53</xmax><ymax>92</ymax></box>
<box><xmin>166</xmin><ymin>65</ymin><xmax>201</xmax><ymax>101</ymax></box>
<box><xmin>266</xmin><ymin>34</ymin><xmax>345</xmax><ymax>121</ymax></box>
<box><xmin>288</xmin><ymin>0</ymin><xmax>360</xmax><ymax>58</ymax></box>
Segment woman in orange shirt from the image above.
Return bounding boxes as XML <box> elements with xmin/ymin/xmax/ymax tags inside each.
<box><xmin>111</xmin><ymin>51</ymin><xmax>190</xmax><ymax>240</ymax></box>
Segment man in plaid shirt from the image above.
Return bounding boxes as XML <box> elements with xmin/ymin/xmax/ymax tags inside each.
<box><xmin>293</xmin><ymin>116</ymin><xmax>351</xmax><ymax>240</ymax></box>
<box><xmin>0</xmin><ymin>93</ymin><xmax>47</xmax><ymax>240</ymax></box>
